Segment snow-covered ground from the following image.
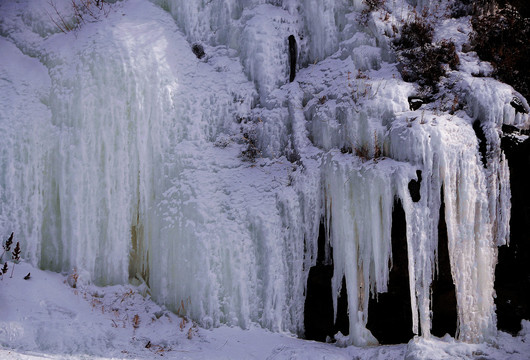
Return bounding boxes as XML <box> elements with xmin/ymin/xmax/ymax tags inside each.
<box><xmin>1</xmin><ymin>262</ymin><xmax>530</xmax><ymax>359</ymax></box>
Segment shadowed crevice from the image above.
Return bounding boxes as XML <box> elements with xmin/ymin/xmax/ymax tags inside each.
<box><xmin>367</xmin><ymin>199</ymin><xmax>414</xmax><ymax>344</ymax></box>
<box><xmin>496</xmin><ymin>135</ymin><xmax>530</xmax><ymax>334</ymax></box>
<box><xmin>431</xmin><ymin>190</ymin><xmax>457</xmax><ymax>338</ymax></box>
<box><xmin>304</xmin><ymin>220</ymin><xmax>349</xmax><ymax>341</ymax></box>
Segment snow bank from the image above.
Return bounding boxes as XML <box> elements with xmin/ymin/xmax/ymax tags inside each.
<box><xmin>2</xmin><ymin>262</ymin><xmax>530</xmax><ymax>359</ymax></box>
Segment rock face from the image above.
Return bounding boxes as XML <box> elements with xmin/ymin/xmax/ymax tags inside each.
<box><xmin>304</xmin><ymin>222</ymin><xmax>349</xmax><ymax>342</ymax></box>
<box><xmin>305</xmin><ymin>198</ymin><xmax>457</xmax><ymax>344</ymax></box>
<box><xmin>408</xmin><ymin>170</ymin><xmax>422</xmax><ymax>203</ymax></box>
<box><xmin>191</xmin><ymin>43</ymin><xmax>205</xmax><ymax>59</ymax></box>
<box><xmin>497</xmin><ymin>134</ymin><xmax>530</xmax><ymax>334</ymax></box>
<box><xmin>288</xmin><ymin>35</ymin><xmax>297</xmax><ymax>83</ymax></box>
<box><xmin>430</xmin><ymin>195</ymin><xmax>457</xmax><ymax>338</ymax></box>
<box><xmin>366</xmin><ymin>200</ymin><xmax>414</xmax><ymax>344</ymax></box>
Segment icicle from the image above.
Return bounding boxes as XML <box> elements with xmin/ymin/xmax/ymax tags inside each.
<box><xmin>322</xmin><ymin>154</ymin><xmax>401</xmax><ymax>346</ymax></box>
<box><xmin>390</xmin><ymin>112</ymin><xmax>500</xmax><ymax>342</ymax></box>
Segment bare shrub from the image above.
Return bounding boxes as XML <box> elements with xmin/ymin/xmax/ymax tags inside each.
<box><xmin>394</xmin><ymin>16</ymin><xmax>433</xmax><ymax>50</ymax></box>
<box><xmin>361</xmin><ymin>0</ymin><xmax>387</xmax><ymax>24</ymax></box>
<box><xmin>364</xmin><ymin>0</ymin><xmax>386</xmax><ymax>11</ymax></box>
<box><xmin>394</xmin><ymin>16</ymin><xmax>459</xmax><ymax>94</ymax></box>
<box><xmin>345</xmin><ymin>132</ymin><xmax>384</xmax><ymax>162</ymax></box>
<box><xmin>239</xmin><ymin>118</ymin><xmax>262</xmax><ymax>162</ymax></box>
<box><xmin>10</xmin><ymin>242</ymin><xmax>21</xmax><ymax>278</ymax></box>
<box><xmin>241</xmin><ymin>131</ymin><xmax>260</xmax><ymax>162</ymax></box>
<box><xmin>47</xmin><ymin>0</ymin><xmax>110</xmax><ymax>33</ymax></box>
<box><xmin>470</xmin><ymin>5</ymin><xmax>530</xmax><ymax>100</ymax></box>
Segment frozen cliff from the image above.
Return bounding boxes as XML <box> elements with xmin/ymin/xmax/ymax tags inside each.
<box><xmin>1</xmin><ymin>0</ymin><xmax>528</xmax><ymax>347</ymax></box>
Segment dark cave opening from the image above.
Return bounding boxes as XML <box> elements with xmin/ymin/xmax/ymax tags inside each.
<box><xmin>288</xmin><ymin>35</ymin><xmax>297</xmax><ymax>83</ymax></box>
<box><xmin>496</xmin><ymin>134</ymin><xmax>530</xmax><ymax>334</ymax></box>
<box><xmin>408</xmin><ymin>170</ymin><xmax>422</xmax><ymax>202</ymax></box>
<box><xmin>366</xmin><ymin>199</ymin><xmax>414</xmax><ymax>344</ymax></box>
<box><xmin>430</xmin><ymin>192</ymin><xmax>457</xmax><ymax>338</ymax></box>
<box><xmin>305</xmin><ymin>194</ymin><xmax>460</xmax><ymax>344</ymax></box>
<box><xmin>304</xmin><ymin>220</ymin><xmax>349</xmax><ymax>342</ymax></box>
<box><xmin>473</xmin><ymin>120</ymin><xmax>488</xmax><ymax>168</ymax></box>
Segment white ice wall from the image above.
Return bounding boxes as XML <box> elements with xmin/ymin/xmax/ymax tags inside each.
<box><xmin>1</xmin><ymin>0</ymin><xmax>527</xmax><ymax>347</ymax></box>
<box><xmin>0</xmin><ymin>39</ymin><xmax>53</xmax><ymax>268</ymax></box>
<box><xmin>0</xmin><ymin>0</ymin><xmax>318</xmax><ymax>335</ymax></box>
<box><xmin>160</xmin><ymin>0</ymin><xmax>364</xmax><ymax>103</ymax></box>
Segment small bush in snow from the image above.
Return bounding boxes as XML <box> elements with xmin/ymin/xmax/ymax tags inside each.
<box><xmin>360</xmin><ymin>0</ymin><xmax>387</xmax><ymax>24</ymax></box>
<box><xmin>132</xmin><ymin>314</ymin><xmax>140</xmax><ymax>329</ymax></box>
<box><xmin>1</xmin><ymin>262</ymin><xmax>8</xmax><ymax>280</ymax></box>
<box><xmin>1</xmin><ymin>232</ymin><xmax>13</xmax><ymax>262</ymax></box>
<box><xmin>394</xmin><ymin>17</ymin><xmax>433</xmax><ymax>50</ymax></box>
<box><xmin>343</xmin><ymin>132</ymin><xmax>384</xmax><ymax>162</ymax></box>
<box><xmin>364</xmin><ymin>0</ymin><xmax>386</xmax><ymax>11</ymax></box>
<box><xmin>47</xmin><ymin>0</ymin><xmax>110</xmax><ymax>33</ymax></box>
<box><xmin>393</xmin><ymin>16</ymin><xmax>459</xmax><ymax>94</ymax></box>
<box><xmin>241</xmin><ymin>131</ymin><xmax>260</xmax><ymax>162</ymax></box>
<box><xmin>239</xmin><ymin>118</ymin><xmax>262</xmax><ymax>162</ymax></box>
<box><xmin>10</xmin><ymin>241</ymin><xmax>21</xmax><ymax>278</ymax></box>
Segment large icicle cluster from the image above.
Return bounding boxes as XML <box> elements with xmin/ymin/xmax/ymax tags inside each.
<box><xmin>322</xmin><ymin>156</ymin><xmax>412</xmax><ymax>345</ymax></box>
<box><xmin>1</xmin><ymin>0</ymin><xmax>528</xmax><ymax>347</ymax></box>
<box><xmin>390</xmin><ymin>112</ymin><xmax>498</xmax><ymax>342</ymax></box>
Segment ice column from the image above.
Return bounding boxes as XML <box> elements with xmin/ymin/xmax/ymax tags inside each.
<box><xmin>322</xmin><ymin>155</ymin><xmax>398</xmax><ymax>346</ymax></box>
<box><xmin>391</xmin><ymin>114</ymin><xmax>499</xmax><ymax>342</ymax></box>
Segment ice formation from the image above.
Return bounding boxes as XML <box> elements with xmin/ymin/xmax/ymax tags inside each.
<box><xmin>1</xmin><ymin>0</ymin><xmax>528</xmax><ymax>347</ymax></box>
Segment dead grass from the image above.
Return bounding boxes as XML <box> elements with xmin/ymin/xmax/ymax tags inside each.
<box><xmin>46</xmin><ymin>0</ymin><xmax>110</xmax><ymax>33</ymax></box>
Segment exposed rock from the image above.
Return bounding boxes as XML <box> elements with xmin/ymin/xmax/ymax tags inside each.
<box><xmin>191</xmin><ymin>43</ymin><xmax>205</xmax><ymax>59</ymax></box>
<box><xmin>408</xmin><ymin>170</ymin><xmax>422</xmax><ymax>202</ymax></box>
<box><xmin>496</xmin><ymin>135</ymin><xmax>530</xmax><ymax>334</ymax></box>
<box><xmin>367</xmin><ymin>200</ymin><xmax>414</xmax><ymax>344</ymax></box>
<box><xmin>431</xmin><ymin>193</ymin><xmax>457</xmax><ymax>338</ymax></box>
<box><xmin>408</xmin><ymin>96</ymin><xmax>431</xmax><ymax>111</ymax></box>
<box><xmin>304</xmin><ymin>222</ymin><xmax>349</xmax><ymax>342</ymax></box>
<box><xmin>510</xmin><ymin>97</ymin><xmax>528</xmax><ymax>114</ymax></box>
<box><xmin>473</xmin><ymin>120</ymin><xmax>488</xmax><ymax>168</ymax></box>
<box><xmin>288</xmin><ymin>35</ymin><xmax>297</xmax><ymax>82</ymax></box>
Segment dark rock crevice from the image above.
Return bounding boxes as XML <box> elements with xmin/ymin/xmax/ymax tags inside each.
<box><xmin>366</xmin><ymin>199</ymin><xmax>414</xmax><ymax>344</ymax></box>
<box><xmin>496</xmin><ymin>134</ymin><xmax>530</xmax><ymax>334</ymax></box>
<box><xmin>305</xmin><ymin>194</ymin><xmax>461</xmax><ymax>344</ymax></box>
<box><xmin>408</xmin><ymin>170</ymin><xmax>422</xmax><ymax>202</ymax></box>
<box><xmin>473</xmin><ymin>120</ymin><xmax>488</xmax><ymax>168</ymax></box>
<box><xmin>431</xmin><ymin>191</ymin><xmax>457</xmax><ymax>338</ymax></box>
<box><xmin>304</xmin><ymin>220</ymin><xmax>349</xmax><ymax>342</ymax></box>
<box><xmin>288</xmin><ymin>35</ymin><xmax>297</xmax><ymax>82</ymax></box>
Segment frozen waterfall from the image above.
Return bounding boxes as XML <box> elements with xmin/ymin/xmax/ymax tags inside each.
<box><xmin>1</xmin><ymin>0</ymin><xmax>528</xmax><ymax>347</ymax></box>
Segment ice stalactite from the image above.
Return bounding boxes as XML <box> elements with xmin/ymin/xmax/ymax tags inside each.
<box><xmin>389</xmin><ymin>111</ymin><xmax>503</xmax><ymax>342</ymax></box>
<box><xmin>322</xmin><ymin>155</ymin><xmax>413</xmax><ymax>346</ymax></box>
<box><xmin>456</xmin><ymin>73</ymin><xmax>527</xmax><ymax>247</ymax></box>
